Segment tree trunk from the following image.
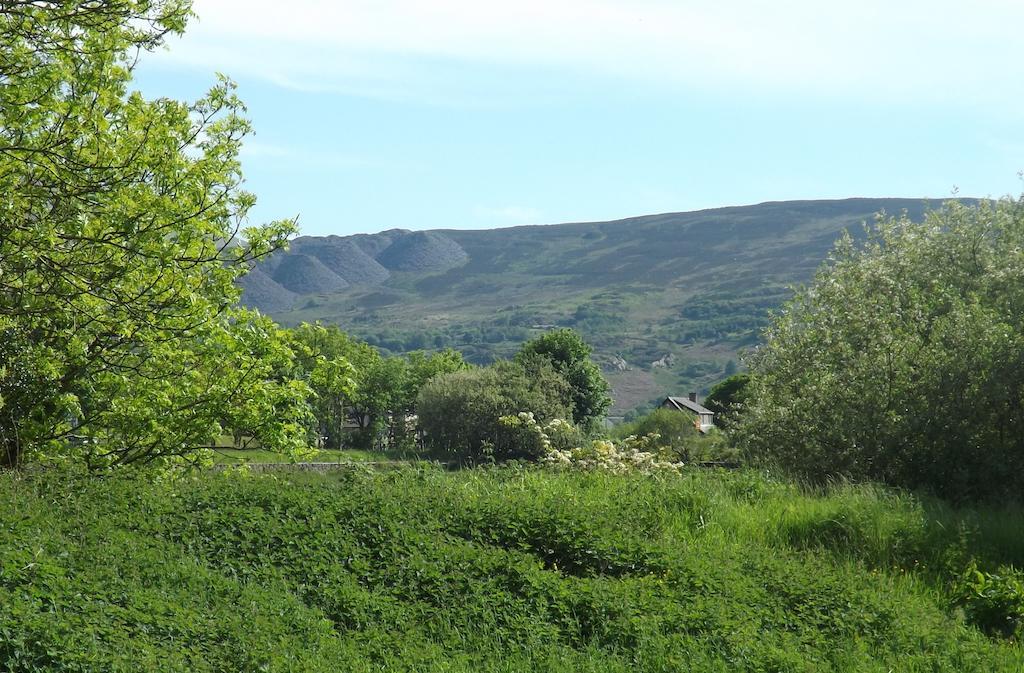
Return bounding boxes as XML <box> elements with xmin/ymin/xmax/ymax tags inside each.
<box><xmin>1</xmin><ymin>433</ymin><xmax>21</xmax><ymax>470</ymax></box>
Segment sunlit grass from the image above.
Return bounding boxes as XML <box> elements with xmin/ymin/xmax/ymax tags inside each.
<box><xmin>1</xmin><ymin>466</ymin><xmax>1021</xmax><ymax>671</ymax></box>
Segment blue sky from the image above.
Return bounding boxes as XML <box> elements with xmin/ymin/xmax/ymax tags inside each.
<box><xmin>134</xmin><ymin>0</ymin><xmax>1024</xmax><ymax>237</ymax></box>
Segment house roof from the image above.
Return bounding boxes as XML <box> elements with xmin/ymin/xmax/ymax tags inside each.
<box><xmin>664</xmin><ymin>396</ymin><xmax>713</xmax><ymax>415</ymax></box>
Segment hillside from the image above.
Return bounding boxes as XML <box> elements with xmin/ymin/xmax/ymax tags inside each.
<box><xmin>240</xmin><ymin>198</ymin><xmax>959</xmax><ymax>415</ymax></box>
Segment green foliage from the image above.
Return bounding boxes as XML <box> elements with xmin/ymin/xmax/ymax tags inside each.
<box><xmin>417</xmin><ymin>360</ymin><xmax>573</xmax><ymax>462</ymax></box>
<box><xmin>613</xmin><ymin>409</ymin><xmax>737</xmax><ymax>463</ymax></box>
<box><xmin>737</xmin><ymin>197</ymin><xmax>1024</xmax><ymax>501</ymax></box>
<box><xmin>613</xmin><ymin>408</ymin><xmax>699</xmax><ymax>458</ymax></box>
<box><xmin>288</xmin><ymin>323</ymin><xmax>467</xmax><ymax>451</ymax></box>
<box><xmin>0</xmin><ymin>2</ymin><xmax>306</xmax><ymax>468</ymax></box>
<box><xmin>954</xmin><ymin>562</ymin><xmax>1024</xmax><ymax>639</ymax></box>
<box><xmin>352</xmin><ymin>349</ymin><xmax>468</xmax><ymax>451</ymax></box>
<box><xmin>1</xmin><ymin>468</ymin><xmax>1022</xmax><ymax>671</ymax></box>
<box><xmin>287</xmin><ymin>323</ymin><xmax>364</xmax><ymax>447</ymax></box>
<box><xmin>703</xmin><ymin>373</ymin><xmax>751</xmax><ymax>417</ymax></box>
<box><xmin>347</xmin><ymin>353</ymin><xmax>405</xmax><ymax>447</ymax></box>
<box><xmin>494</xmin><ymin>414</ymin><xmax>583</xmax><ymax>464</ymax></box>
<box><xmin>401</xmin><ymin>349</ymin><xmax>470</xmax><ymax>414</ymax></box>
<box><xmin>516</xmin><ymin>329</ymin><xmax>611</xmax><ymax>429</ymax></box>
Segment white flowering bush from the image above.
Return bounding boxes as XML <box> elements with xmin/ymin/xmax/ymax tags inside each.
<box><xmin>495</xmin><ymin>412</ymin><xmax>551</xmax><ymax>460</ymax></box>
<box><xmin>542</xmin><ymin>432</ymin><xmax>685</xmax><ymax>475</ymax></box>
<box><xmin>493</xmin><ymin>413</ymin><xmax>583</xmax><ymax>459</ymax></box>
<box><xmin>494</xmin><ymin>413</ymin><xmax>684</xmax><ymax>474</ymax></box>
<box><xmin>538</xmin><ymin>417</ymin><xmax>582</xmax><ymax>452</ymax></box>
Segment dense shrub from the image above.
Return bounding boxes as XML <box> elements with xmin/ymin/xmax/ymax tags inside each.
<box><xmin>613</xmin><ymin>409</ymin><xmax>736</xmax><ymax>463</ymax></box>
<box><xmin>417</xmin><ymin>360</ymin><xmax>572</xmax><ymax>461</ymax></box>
<box><xmin>737</xmin><ymin>197</ymin><xmax>1024</xmax><ymax>501</ymax></box>
<box><xmin>494</xmin><ymin>413</ymin><xmax>583</xmax><ymax>462</ymax></box>
<box><xmin>954</xmin><ymin>562</ymin><xmax>1024</xmax><ymax>639</ymax></box>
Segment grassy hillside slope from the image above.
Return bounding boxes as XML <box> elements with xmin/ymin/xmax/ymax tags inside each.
<box><xmin>244</xmin><ymin>199</ymin><xmax>959</xmax><ymax>414</ymax></box>
<box><xmin>2</xmin><ymin>467</ymin><xmax>1020</xmax><ymax>671</ymax></box>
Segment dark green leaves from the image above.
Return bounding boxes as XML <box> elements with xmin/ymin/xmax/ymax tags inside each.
<box><xmin>516</xmin><ymin>328</ymin><xmax>611</xmax><ymax>429</ymax></box>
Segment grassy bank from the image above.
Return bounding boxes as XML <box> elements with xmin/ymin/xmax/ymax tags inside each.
<box><xmin>1</xmin><ymin>466</ymin><xmax>1021</xmax><ymax>671</ymax></box>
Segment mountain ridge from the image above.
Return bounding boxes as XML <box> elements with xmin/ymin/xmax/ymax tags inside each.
<box><xmin>241</xmin><ymin>197</ymin><xmax>970</xmax><ymax>414</ymax></box>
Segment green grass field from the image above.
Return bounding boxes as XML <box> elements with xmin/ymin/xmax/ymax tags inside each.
<box><xmin>1</xmin><ymin>466</ymin><xmax>1021</xmax><ymax>671</ymax></box>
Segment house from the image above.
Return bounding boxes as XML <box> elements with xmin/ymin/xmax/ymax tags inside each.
<box><xmin>661</xmin><ymin>392</ymin><xmax>715</xmax><ymax>433</ymax></box>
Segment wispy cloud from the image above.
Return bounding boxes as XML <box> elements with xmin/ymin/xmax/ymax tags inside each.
<box><xmin>147</xmin><ymin>0</ymin><xmax>1024</xmax><ymax>107</ymax></box>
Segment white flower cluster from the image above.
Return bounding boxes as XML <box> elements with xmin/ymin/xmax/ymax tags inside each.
<box><xmin>498</xmin><ymin>411</ymin><xmax>552</xmax><ymax>451</ymax></box>
<box><xmin>542</xmin><ymin>434</ymin><xmax>684</xmax><ymax>475</ymax></box>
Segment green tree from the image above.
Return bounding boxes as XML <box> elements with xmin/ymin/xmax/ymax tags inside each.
<box><xmin>736</xmin><ymin>197</ymin><xmax>1024</xmax><ymax>501</ymax></box>
<box><xmin>347</xmin><ymin>348</ymin><xmax>471</xmax><ymax>451</ymax></box>
<box><xmin>288</xmin><ymin>324</ymin><xmax>368</xmax><ymax>448</ymax></box>
<box><xmin>400</xmin><ymin>349</ymin><xmax>469</xmax><ymax>415</ymax></box>
<box><xmin>350</xmin><ymin>356</ymin><xmax>407</xmax><ymax>449</ymax></box>
<box><xmin>0</xmin><ymin>2</ymin><xmax>305</xmax><ymax>468</ymax></box>
<box><xmin>289</xmin><ymin>323</ymin><xmax>467</xmax><ymax>451</ymax></box>
<box><xmin>386</xmin><ymin>349</ymin><xmax>466</xmax><ymax>448</ymax></box>
<box><xmin>417</xmin><ymin>360</ymin><xmax>572</xmax><ymax>462</ymax></box>
<box><xmin>703</xmin><ymin>373</ymin><xmax>751</xmax><ymax>417</ymax></box>
<box><xmin>515</xmin><ymin>328</ymin><xmax>611</xmax><ymax>430</ymax></box>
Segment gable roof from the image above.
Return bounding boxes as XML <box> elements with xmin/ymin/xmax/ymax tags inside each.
<box><xmin>664</xmin><ymin>396</ymin><xmax>713</xmax><ymax>415</ymax></box>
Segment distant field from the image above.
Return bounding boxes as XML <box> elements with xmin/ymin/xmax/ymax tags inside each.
<box><xmin>1</xmin><ymin>466</ymin><xmax>1020</xmax><ymax>671</ymax></box>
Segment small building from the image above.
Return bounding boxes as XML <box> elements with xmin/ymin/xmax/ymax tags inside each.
<box><xmin>661</xmin><ymin>393</ymin><xmax>715</xmax><ymax>433</ymax></box>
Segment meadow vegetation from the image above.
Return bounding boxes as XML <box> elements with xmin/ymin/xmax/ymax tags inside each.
<box><xmin>1</xmin><ymin>466</ymin><xmax>1021</xmax><ymax>672</ymax></box>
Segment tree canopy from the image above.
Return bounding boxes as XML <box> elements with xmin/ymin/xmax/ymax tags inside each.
<box><xmin>0</xmin><ymin>2</ymin><xmax>306</xmax><ymax>468</ymax></box>
<box><xmin>703</xmin><ymin>373</ymin><xmax>751</xmax><ymax>417</ymax></box>
<box><xmin>736</xmin><ymin>197</ymin><xmax>1024</xmax><ymax>501</ymax></box>
<box><xmin>515</xmin><ymin>328</ymin><xmax>611</xmax><ymax>429</ymax></box>
<box><xmin>613</xmin><ymin>408</ymin><xmax>700</xmax><ymax>461</ymax></box>
<box><xmin>417</xmin><ymin>359</ymin><xmax>572</xmax><ymax>462</ymax></box>
<box><xmin>287</xmin><ymin>323</ymin><xmax>467</xmax><ymax>450</ymax></box>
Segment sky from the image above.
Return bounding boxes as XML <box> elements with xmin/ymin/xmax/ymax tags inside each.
<box><xmin>133</xmin><ymin>0</ymin><xmax>1024</xmax><ymax>237</ymax></box>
